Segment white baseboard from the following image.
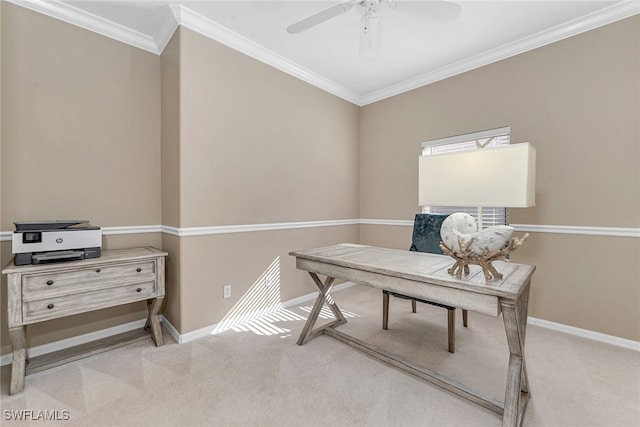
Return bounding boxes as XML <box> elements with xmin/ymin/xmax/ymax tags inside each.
<box><xmin>527</xmin><ymin>317</ymin><xmax>640</xmax><ymax>351</ymax></box>
<box><xmin>167</xmin><ymin>281</ymin><xmax>357</xmax><ymax>344</ymax></box>
<box><xmin>1</xmin><ymin>318</ymin><xmax>146</xmax><ymax>366</ymax></box>
<box><xmin>159</xmin><ymin>315</ymin><xmax>181</xmax><ymax>344</ymax></box>
<box><xmin>2</xmin><ymin>282</ymin><xmax>637</xmax><ymax>366</ymax></box>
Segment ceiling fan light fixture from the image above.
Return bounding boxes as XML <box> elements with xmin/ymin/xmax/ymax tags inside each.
<box><xmin>286</xmin><ymin>0</ymin><xmax>460</xmax><ymax>56</ymax></box>
<box><xmin>362</xmin><ymin>0</ymin><xmax>381</xmax><ymax>34</ymax></box>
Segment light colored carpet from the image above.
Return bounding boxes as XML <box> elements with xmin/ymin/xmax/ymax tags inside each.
<box><xmin>1</xmin><ymin>284</ymin><xmax>639</xmax><ymax>426</ymax></box>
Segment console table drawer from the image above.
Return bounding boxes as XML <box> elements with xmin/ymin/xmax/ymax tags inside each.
<box><xmin>22</xmin><ymin>281</ymin><xmax>157</xmax><ymax>324</ymax></box>
<box><xmin>22</xmin><ymin>260</ymin><xmax>156</xmax><ymax>294</ymax></box>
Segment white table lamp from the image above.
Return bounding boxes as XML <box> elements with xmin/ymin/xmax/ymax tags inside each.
<box><xmin>418</xmin><ymin>142</ymin><xmax>536</xmax><ymax>281</ymax></box>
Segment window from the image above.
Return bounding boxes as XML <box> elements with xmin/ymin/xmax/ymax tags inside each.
<box><xmin>421</xmin><ymin>127</ymin><xmax>511</xmax><ymax>228</ymax></box>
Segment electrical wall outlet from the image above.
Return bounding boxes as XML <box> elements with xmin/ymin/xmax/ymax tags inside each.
<box><xmin>223</xmin><ymin>285</ymin><xmax>231</xmax><ymax>299</ymax></box>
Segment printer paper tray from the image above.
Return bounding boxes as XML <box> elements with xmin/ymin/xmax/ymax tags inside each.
<box><xmin>32</xmin><ymin>250</ymin><xmax>85</xmax><ymax>264</ymax></box>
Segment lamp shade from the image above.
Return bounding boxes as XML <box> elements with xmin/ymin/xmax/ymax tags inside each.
<box><xmin>419</xmin><ymin>142</ymin><xmax>536</xmax><ymax>208</ymax></box>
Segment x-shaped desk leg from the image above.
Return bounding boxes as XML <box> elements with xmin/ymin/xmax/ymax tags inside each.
<box><xmin>297</xmin><ymin>273</ymin><xmax>348</xmax><ymax>346</ymax></box>
<box><xmin>500</xmin><ymin>284</ymin><xmax>531</xmax><ymax>427</ymax></box>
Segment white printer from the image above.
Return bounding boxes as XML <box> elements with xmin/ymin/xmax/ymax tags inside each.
<box><xmin>12</xmin><ymin>220</ymin><xmax>102</xmax><ymax>266</ymax></box>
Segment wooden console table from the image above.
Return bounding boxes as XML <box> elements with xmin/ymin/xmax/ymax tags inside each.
<box><xmin>2</xmin><ymin>246</ymin><xmax>167</xmax><ymax>395</ymax></box>
<box><xmin>290</xmin><ymin>244</ymin><xmax>535</xmax><ymax>427</ymax></box>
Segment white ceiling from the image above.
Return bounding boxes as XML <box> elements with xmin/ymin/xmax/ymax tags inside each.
<box><xmin>10</xmin><ymin>0</ymin><xmax>640</xmax><ymax>105</ymax></box>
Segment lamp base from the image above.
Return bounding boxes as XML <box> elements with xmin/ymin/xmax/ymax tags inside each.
<box><xmin>439</xmin><ymin>233</ymin><xmax>529</xmax><ymax>282</ymax></box>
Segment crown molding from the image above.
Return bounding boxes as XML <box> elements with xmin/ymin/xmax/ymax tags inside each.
<box><xmin>6</xmin><ymin>0</ymin><xmax>161</xmax><ymax>54</ymax></box>
<box><xmin>360</xmin><ymin>1</ymin><xmax>640</xmax><ymax>105</ymax></box>
<box><xmin>154</xmin><ymin>6</ymin><xmax>180</xmax><ymax>53</ymax></box>
<box><xmin>171</xmin><ymin>5</ymin><xmax>361</xmax><ymax>105</ymax></box>
<box><xmin>6</xmin><ymin>1</ymin><xmax>640</xmax><ymax>105</ymax></box>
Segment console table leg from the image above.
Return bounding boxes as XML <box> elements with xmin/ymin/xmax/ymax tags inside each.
<box><xmin>145</xmin><ymin>297</ymin><xmax>165</xmax><ymax>346</ymax></box>
<box><xmin>8</xmin><ymin>326</ymin><xmax>27</xmax><ymax>395</ymax></box>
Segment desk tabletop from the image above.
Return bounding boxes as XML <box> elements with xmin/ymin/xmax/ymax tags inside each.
<box><xmin>290</xmin><ymin>243</ymin><xmax>535</xmax><ymax>301</ymax></box>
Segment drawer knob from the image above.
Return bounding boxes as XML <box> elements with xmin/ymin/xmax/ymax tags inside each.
<box><xmin>96</xmin><ymin>269</ymin><xmax>101</xmax><ymax>273</ymax></box>
<box><xmin>136</xmin><ymin>288</ymin><xmax>142</xmax><ymax>292</ymax></box>
<box><xmin>46</xmin><ymin>280</ymin><xmax>54</xmax><ymax>286</ymax></box>
<box><xmin>136</xmin><ymin>268</ymin><xmax>142</xmax><ymax>273</ymax></box>
<box><xmin>47</xmin><ymin>303</ymin><xmax>54</xmax><ymax>309</ymax></box>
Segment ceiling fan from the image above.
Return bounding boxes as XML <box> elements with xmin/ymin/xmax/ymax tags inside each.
<box><xmin>287</xmin><ymin>1</ymin><xmax>461</xmax><ymax>56</ymax></box>
<box><xmin>287</xmin><ymin>1</ymin><xmax>461</xmax><ymax>34</ymax></box>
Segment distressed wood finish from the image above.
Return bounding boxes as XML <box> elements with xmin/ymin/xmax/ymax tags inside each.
<box><xmin>290</xmin><ymin>244</ymin><xmax>535</xmax><ymax>427</ymax></box>
<box><xmin>7</xmin><ymin>327</ymin><xmax>27</xmax><ymax>395</ymax></box>
<box><xmin>296</xmin><ymin>256</ymin><xmax>505</xmax><ymax>315</ymax></box>
<box><xmin>296</xmin><ymin>273</ymin><xmax>346</xmax><ymax>345</ymax></box>
<box><xmin>145</xmin><ymin>296</ymin><xmax>165</xmax><ymax>346</ymax></box>
<box><xmin>25</xmin><ymin>329</ymin><xmax>151</xmax><ymax>376</ymax></box>
<box><xmin>2</xmin><ymin>246</ymin><xmax>168</xmax><ymax>395</ymax></box>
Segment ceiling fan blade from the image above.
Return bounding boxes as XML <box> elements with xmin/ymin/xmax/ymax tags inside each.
<box><xmin>287</xmin><ymin>1</ymin><xmax>355</xmax><ymax>34</ymax></box>
<box><xmin>389</xmin><ymin>1</ymin><xmax>461</xmax><ymax>21</ymax></box>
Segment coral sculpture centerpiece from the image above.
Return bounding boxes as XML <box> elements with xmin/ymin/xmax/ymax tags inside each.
<box><xmin>439</xmin><ymin>213</ymin><xmax>529</xmax><ymax>282</ymax></box>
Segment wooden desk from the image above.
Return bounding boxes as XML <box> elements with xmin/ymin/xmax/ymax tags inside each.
<box><xmin>290</xmin><ymin>244</ymin><xmax>535</xmax><ymax>427</ymax></box>
<box><xmin>2</xmin><ymin>247</ymin><xmax>167</xmax><ymax>395</ymax></box>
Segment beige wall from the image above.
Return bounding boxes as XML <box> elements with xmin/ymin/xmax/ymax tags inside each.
<box><xmin>0</xmin><ymin>3</ymin><xmax>162</xmax><ymax>230</ymax></box>
<box><xmin>179</xmin><ymin>226</ymin><xmax>359</xmax><ymax>333</ymax></box>
<box><xmin>160</xmin><ymin>30</ymin><xmax>182</xmax><ymax>331</ymax></box>
<box><xmin>178</xmin><ymin>28</ymin><xmax>360</xmax><ymax>227</ymax></box>
<box><xmin>171</xmin><ymin>28</ymin><xmax>360</xmax><ymax>332</ymax></box>
<box><xmin>514</xmin><ymin>234</ymin><xmax>639</xmax><ymax>339</ymax></box>
<box><xmin>161</xmin><ymin>30</ymin><xmax>181</xmax><ymax>229</ymax></box>
<box><xmin>1</xmin><ymin>3</ymin><xmax>162</xmax><ymax>353</ymax></box>
<box><xmin>359</xmin><ymin>15</ymin><xmax>640</xmax><ymax>341</ymax></box>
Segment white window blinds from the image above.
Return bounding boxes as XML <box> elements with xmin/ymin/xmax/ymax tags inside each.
<box><xmin>421</xmin><ymin>127</ymin><xmax>511</xmax><ymax>228</ymax></box>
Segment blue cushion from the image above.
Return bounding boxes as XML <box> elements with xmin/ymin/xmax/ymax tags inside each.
<box><xmin>409</xmin><ymin>213</ymin><xmax>449</xmax><ymax>254</ymax></box>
